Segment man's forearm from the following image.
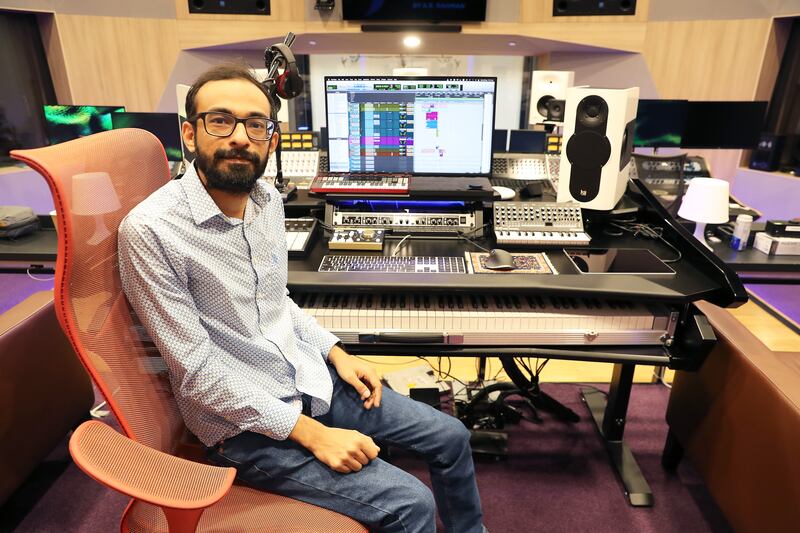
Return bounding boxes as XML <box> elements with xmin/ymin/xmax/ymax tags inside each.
<box><xmin>288</xmin><ymin>413</ymin><xmax>326</xmax><ymax>450</ymax></box>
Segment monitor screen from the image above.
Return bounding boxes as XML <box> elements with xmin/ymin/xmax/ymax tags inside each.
<box><xmin>342</xmin><ymin>0</ymin><xmax>487</xmax><ymax>21</ymax></box>
<box><xmin>325</xmin><ymin>76</ymin><xmax>496</xmax><ymax>175</ymax></box>
<box><xmin>508</xmin><ymin>130</ymin><xmax>546</xmax><ymax>153</ymax></box>
<box><xmin>492</xmin><ymin>129</ymin><xmax>508</xmax><ymax>153</ymax></box>
<box><xmin>43</xmin><ymin>105</ymin><xmax>125</xmax><ymax>145</ymax></box>
<box><xmin>111</xmin><ymin>112</ymin><xmax>183</xmax><ymax>161</ymax></box>
<box><xmin>634</xmin><ymin>100</ymin><xmax>688</xmax><ymax>148</ymax></box>
<box><xmin>682</xmin><ymin>101</ymin><xmax>768</xmax><ymax>149</ymax></box>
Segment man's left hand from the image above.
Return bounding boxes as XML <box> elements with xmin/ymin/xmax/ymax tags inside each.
<box><xmin>328</xmin><ymin>345</ymin><xmax>382</xmax><ymax>409</ymax></box>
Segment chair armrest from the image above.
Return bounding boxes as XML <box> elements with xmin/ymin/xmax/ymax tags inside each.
<box><xmin>69</xmin><ymin>420</ymin><xmax>235</xmax><ymax>510</ymax></box>
<box><xmin>0</xmin><ymin>290</ymin><xmax>53</xmax><ymax>335</ymax></box>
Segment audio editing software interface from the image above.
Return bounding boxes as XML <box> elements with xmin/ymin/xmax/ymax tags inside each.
<box><xmin>325</xmin><ymin>76</ymin><xmax>496</xmax><ymax>175</ymax></box>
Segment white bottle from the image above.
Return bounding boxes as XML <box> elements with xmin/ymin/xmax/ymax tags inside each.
<box><xmin>730</xmin><ymin>214</ymin><xmax>753</xmax><ymax>251</ymax></box>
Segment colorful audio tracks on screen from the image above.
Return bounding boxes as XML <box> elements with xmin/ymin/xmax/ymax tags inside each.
<box><xmin>325</xmin><ymin>77</ymin><xmax>496</xmax><ymax>175</ymax></box>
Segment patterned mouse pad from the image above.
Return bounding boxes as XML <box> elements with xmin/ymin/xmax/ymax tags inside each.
<box><xmin>466</xmin><ymin>252</ymin><xmax>558</xmax><ymax>274</ymax></box>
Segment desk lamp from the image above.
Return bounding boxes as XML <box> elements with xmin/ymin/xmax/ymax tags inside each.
<box><xmin>71</xmin><ymin>171</ymin><xmax>121</xmax><ymax>246</ymax></box>
<box><xmin>677</xmin><ymin>177</ymin><xmax>729</xmax><ymax>250</ymax></box>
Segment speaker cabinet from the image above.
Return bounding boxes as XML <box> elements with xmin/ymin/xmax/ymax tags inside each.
<box><xmin>188</xmin><ymin>0</ymin><xmax>270</xmax><ymax>15</ymax></box>
<box><xmin>557</xmin><ymin>86</ymin><xmax>639</xmax><ymax>211</ymax></box>
<box><xmin>529</xmin><ymin>71</ymin><xmax>574</xmax><ymax>125</ymax></box>
<box><xmin>553</xmin><ymin>0</ymin><xmax>637</xmax><ymax>16</ymax></box>
<box><xmin>749</xmin><ymin>133</ymin><xmax>785</xmax><ymax>172</ymax></box>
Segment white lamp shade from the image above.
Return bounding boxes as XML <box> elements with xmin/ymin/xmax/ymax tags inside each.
<box><xmin>677</xmin><ymin>177</ymin><xmax>729</xmax><ymax>224</ymax></box>
<box><xmin>71</xmin><ymin>172</ymin><xmax>122</xmax><ymax>215</ymax></box>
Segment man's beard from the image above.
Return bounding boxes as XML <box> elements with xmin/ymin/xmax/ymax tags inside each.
<box><xmin>195</xmin><ymin>143</ymin><xmax>268</xmax><ymax>194</ymax></box>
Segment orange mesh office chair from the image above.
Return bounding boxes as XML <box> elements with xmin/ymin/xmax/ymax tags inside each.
<box><xmin>11</xmin><ymin>130</ymin><xmax>366</xmax><ymax>533</ymax></box>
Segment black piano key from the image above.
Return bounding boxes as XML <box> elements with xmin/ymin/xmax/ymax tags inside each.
<box><xmin>413</xmin><ymin>294</ymin><xmax>421</xmax><ymax>308</ymax></box>
<box><xmin>366</xmin><ymin>295</ymin><xmax>374</xmax><ymax>308</ymax></box>
<box><xmin>456</xmin><ymin>295</ymin><xmax>464</xmax><ymax>309</ymax></box>
<box><xmin>437</xmin><ymin>296</ymin><xmax>445</xmax><ymax>309</ymax></box>
<box><xmin>494</xmin><ymin>296</ymin><xmax>504</xmax><ymax>309</ymax></box>
<box><xmin>511</xmin><ymin>295</ymin><xmax>522</xmax><ymax>309</ymax></box>
<box><xmin>400</xmin><ymin>295</ymin><xmax>406</xmax><ymax>309</ymax></box>
<box><xmin>308</xmin><ymin>294</ymin><xmax>318</xmax><ymax>307</ymax></box>
<box><xmin>470</xmin><ymin>294</ymin><xmax>480</xmax><ymax>309</ymax></box>
<box><xmin>340</xmin><ymin>294</ymin><xmax>350</xmax><ymax>307</ymax></box>
<box><xmin>322</xmin><ymin>294</ymin><xmax>331</xmax><ymax>308</ymax></box>
<box><xmin>446</xmin><ymin>295</ymin><xmax>454</xmax><ymax>309</ymax></box>
<box><xmin>536</xmin><ymin>296</ymin><xmax>546</xmax><ymax>309</ymax></box>
<box><xmin>424</xmin><ymin>295</ymin><xmax>431</xmax><ymax>309</ymax></box>
<box><xmin>551</xmin><ymin>297</ymin><xmax>561</xmax><ymax>309</ymax></box>
<box><xmin>356</xmin><ymin>294</ymin><xmax>363</xmax><ymax>308</ymax></box>
<box><xmin>389</xmin><ymin>295</ymin><xmax>397</xmax><ymax>309</ymax></box>
<box><xmin>479</xmin><ymin>295</ymin><xmax>489</xmax><ymax>309</ymax></box>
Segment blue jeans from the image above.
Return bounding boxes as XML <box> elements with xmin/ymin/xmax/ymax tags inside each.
<box><xmin>207</xmin><ymin>364</ymin><xmax>483</xmax><ymax>533</ymax></box>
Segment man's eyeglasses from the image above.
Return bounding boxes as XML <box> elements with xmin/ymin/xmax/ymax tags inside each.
<box><xmin>190</xmin><ymin>111</ymin><xmax>277</xmax><ymax>141</ymax></box>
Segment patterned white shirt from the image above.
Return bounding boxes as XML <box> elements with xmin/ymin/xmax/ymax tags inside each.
<box><xmin>118</xmin><ymin>164</ymin><xmax>338</xmax><ymax>446</ymax></box>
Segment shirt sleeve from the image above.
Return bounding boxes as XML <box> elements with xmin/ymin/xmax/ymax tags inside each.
<box><xmin>284</xmin><ymin>288</ymin><xmax>340</xmax><ymax>361</ymax></box>
<box><xmin>118</xmin><ymin>216</ymin><xmax>300</xmax><ymax>441</ymax></box>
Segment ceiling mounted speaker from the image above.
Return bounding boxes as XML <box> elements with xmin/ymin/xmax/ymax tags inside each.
<box><xmin>188</xmin><ymin>0</ymin><xmax>270</xmax><ymax>15</ymax></box>
<box><xmin>529</xmin><ymin>71</ymin><xmax>574</xmax><ymax>125</ymax></box>
<box><xmin>553</xmin><ymin>0</ymin><xmax>637</xmax><ymax>16</ymax></box>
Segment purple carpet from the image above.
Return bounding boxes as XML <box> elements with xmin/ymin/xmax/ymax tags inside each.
<box><xmin>746</xmin><ymin>284</ymin><xmax>800</xmax><ymax>331</ymax></box>
<box><xmin>0</xmin><ymin>273</ymin><xmax>54</xmax><ymax>314</ymax></box>
<box><xmin>5</xmin><ymin>383</ymin><xmax>731</xmax><ymax>533</ymax></box>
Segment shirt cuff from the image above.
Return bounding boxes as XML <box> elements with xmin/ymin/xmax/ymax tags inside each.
<box><xmin>246</xmin><ymin>398</ymin><xmax>302</xmax><ymax>441</ymax></box>
<box><xmin>320</xmin><ymin>332</ymin><xmax>342</xmax><ymax>362</ymax></box>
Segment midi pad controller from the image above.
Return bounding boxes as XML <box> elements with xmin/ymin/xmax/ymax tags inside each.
<box><xmin>493</xmin><ymin>202</ymin><xmax>590</xmax><ymax>247</ymax></box>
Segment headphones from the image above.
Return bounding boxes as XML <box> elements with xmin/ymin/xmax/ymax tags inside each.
<box><xmin>262</xmin><ymin>40</ymin><xmax>304</xmax><ymax>116</ymax></box>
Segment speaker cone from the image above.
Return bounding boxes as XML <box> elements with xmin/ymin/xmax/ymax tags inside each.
<box><xmin>537</xmin><ymin>95</ymin><xmax>554</xmax><ymax>117</ymax></box>
<box><xmin>577</xmin><ymin>96</ymin><xmax>608</xmax><ymax>128</ymax></box>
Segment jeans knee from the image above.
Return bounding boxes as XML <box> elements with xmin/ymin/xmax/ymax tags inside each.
<box><xmin>405</xmin><ymin>479</ymin><xmax>436</xmax><ymax>522</ymax></box>
<box><xmin>442</xmin><ymin>414</ymin><xmax>471</xmax><ymax>448</ymax></box>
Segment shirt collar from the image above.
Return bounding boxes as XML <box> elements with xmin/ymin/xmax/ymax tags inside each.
<box><xmin>181</xmin><ymin>162</ymin><xmax>271</xmax><ymax>226</ymax></box>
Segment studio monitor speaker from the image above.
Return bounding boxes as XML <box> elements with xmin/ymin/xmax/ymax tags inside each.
<box><xmin>188</xmin><ymin>0</ymin><xmax>270</xmax><ymax>15</ymax></box>
<box><xmin>553</xmin><ymin>0</ymin><xmax>637</xmax><ymax>16</ymax></box>
<box><xmin>529</xmin><ymin>71</ymin><xmax>574</xmax><ymax>125</ymax></box>
<box><xmin>749</xmin><ymin>133</ymin><xmax>785</xmax><ymax>172</ymax></box>
<box><xmin>557</xmin><ymin>86</ymin><xmax>639</xmax><ymax>211</ymax></box>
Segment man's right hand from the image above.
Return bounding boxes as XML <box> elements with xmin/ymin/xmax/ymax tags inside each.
<box><xmin>289</xmin><ymin>415</ymin><xmax>380</xmax><ymax>473</ymax></box>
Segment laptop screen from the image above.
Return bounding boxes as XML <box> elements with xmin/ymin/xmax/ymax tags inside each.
<box><xmin>325</xmin><ymin>76</ymin><xmax>496</xmax><ymax>176</ymax></box>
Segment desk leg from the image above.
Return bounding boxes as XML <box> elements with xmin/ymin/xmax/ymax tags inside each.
<box><xmin>582</xmin><ymin>363</ymin><xmax>654</xmax><ymax>507</ymax></box>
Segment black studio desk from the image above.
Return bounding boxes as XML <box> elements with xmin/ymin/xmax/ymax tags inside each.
<box><xmin>286</xmin><ymin>181</ymin><xmax>745</xmax><ymax>507</ymax></box>
<box><xmin>710</xmin><ymin>241</ymin><xmax>800</xmax><ymax>284</ymax></box>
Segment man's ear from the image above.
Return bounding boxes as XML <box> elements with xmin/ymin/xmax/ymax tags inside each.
<box><xmin>269</xmin><ymin>130</ymin><xmax>280</xmax><ymax>154</ymax></box>
<box><xmin>182</xmin><ymin>120</ymin><xmax>196</xmax><ymax>153</ymax></box>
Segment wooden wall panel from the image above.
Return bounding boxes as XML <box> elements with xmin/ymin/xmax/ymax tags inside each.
<box><xmin>37</xmin><ymin>13</ymin><xmax>72</xmax><ymax>104</ymax></box>
<box><xmin>643</xmin><ymin>18</ymin><xmax>772</xmax><ymax>100</ymax></box>
<box><xmin>51</xmin><ymin>14</ymin><xmax>181</xmax><ymax>111</ymax></box>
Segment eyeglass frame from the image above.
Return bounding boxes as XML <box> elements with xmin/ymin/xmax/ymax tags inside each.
<box><xmin>189</xmin><ymin>111</ymin><xmax>279</xmax><ymax>142</ymax></box>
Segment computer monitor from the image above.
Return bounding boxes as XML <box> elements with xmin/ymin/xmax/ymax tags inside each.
<box><xmin>634</xmin><ymin>100</ymin><xmax>688</xmax><ymax>148</ymax></box>
<box><xmin>508</xmin><ymin>130</ymin><xmax>547</xmax><ymax>153</ymax></box>
<box><xmin>325</xmin><ymin>76</ymin><xmax>497</xmax><ymax>176</ymax></box>
<box><xmin>111</xmin><ymin>112</ymin><xmax>183</xmax><ymax>161</ymax></box>
<box><xmin>43</xmin><ymin>105</ymin><xmax>125</xmax><ymax>145</ymax></box>
<box><xmin>682</xmin><ymin>101</ymin><xmax>768</xmax><ymax>149</ymax></box>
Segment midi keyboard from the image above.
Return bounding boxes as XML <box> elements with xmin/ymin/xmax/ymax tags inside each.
<box><xmin>311</xmin><ymin>174</ymin><xmax>410</xmax><ymax>194</ymax></box>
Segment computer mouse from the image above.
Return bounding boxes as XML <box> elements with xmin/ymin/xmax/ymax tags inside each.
<box><xmin>521</xmin><ymin>181</ymin><xmax>543</xmax><ymax>198</ymax></box>
<box><xmin>484</xmin><ymin>248</ymin><xmax>516</xmax><ymax>271</ymax></box>
<box><xmin>492</xmin><ymin>186</ymin><xmax>516</xmax><ymax>201</ymax></box>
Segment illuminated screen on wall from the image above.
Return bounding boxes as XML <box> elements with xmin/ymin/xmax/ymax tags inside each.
<box><xmin>634</xmin><ymin>100</ymin><xmax>688</xmax><ymax>148</ymax></box>
<box><xmin>342</xmin><ymin>0</ymin><xmax>487</xmax><ymax>21</ymax></box>
<box><xmin>111</xmin><ymin>112</ymin><xmax>183</xmax><ymax>161</ymax></box>
<box><xmin>325</xmin><ymin>76</ymin><xmax>496</xmax><ymax>176</ymax></box>
<box><xmin>43</xmin><ymin>105</ymin><xmax>125</xmax><ymax>145</ymax></box>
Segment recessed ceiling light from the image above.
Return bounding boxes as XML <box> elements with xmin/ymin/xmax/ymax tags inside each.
<box><xmin>403</xmin><ymin>35</ymin><xmax>421</xmax><ymax>48</ymax></box>
<box><xmin>508</xmin><ymin>41</ymin><xmax>517</xmax><ymax>47</ymax></box>
<box><xmin>309</xmin><ymin>40</ymin><xmax>317</xmax><ymax>46</ymax></box>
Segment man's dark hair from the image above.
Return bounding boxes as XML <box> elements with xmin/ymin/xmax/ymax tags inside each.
<box><xmin>185</xmin><ymin>62</ymin><xmax>277</xmax><ymax>120</ymax></box>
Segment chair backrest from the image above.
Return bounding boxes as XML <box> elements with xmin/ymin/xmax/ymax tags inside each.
<box><xmin>12</xmin><ymin>129</ymin><xmax>185</xmax><ymax>454</ymax></box>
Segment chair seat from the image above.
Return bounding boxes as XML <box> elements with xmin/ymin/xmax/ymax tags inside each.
<box><xmin>124</xmin><ymin>483</ymin><xmax>368</xmax><ymax>533</ymax></box>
